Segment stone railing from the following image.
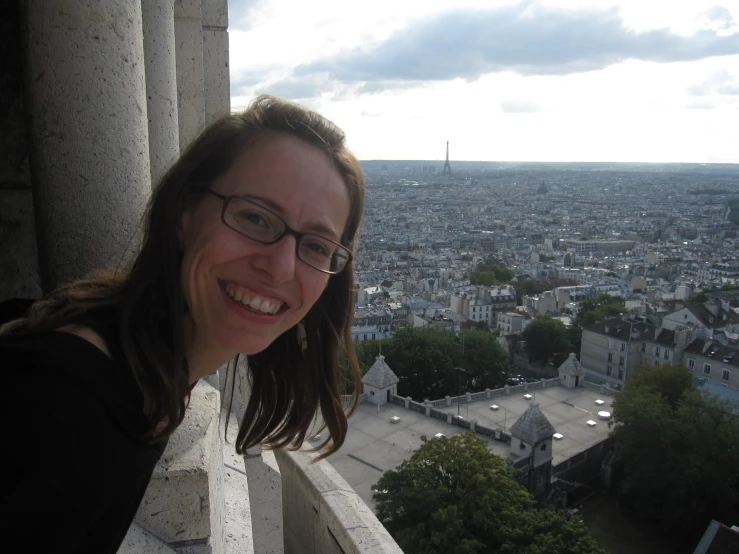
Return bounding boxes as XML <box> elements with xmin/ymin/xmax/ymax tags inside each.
<box><xmin>582</xmin><ymin>381</ymin><xmax>620</xmax><ymax>396</ymax></box>
<box><xmin>275</xmin><ymin>449</ymin><xmax>404</xmax><ymax>554</ymax></box>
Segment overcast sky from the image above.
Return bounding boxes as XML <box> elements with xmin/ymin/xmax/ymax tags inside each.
<box><xmin>229</xmin><ymin>0</ymin><xmax>739</xmax><ymax>163</ymax></box>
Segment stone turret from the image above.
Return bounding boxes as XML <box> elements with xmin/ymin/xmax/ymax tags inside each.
<box><xmin>362</xmin><ymin>354</ymin><xmax>400</xmax><ymax>406</ymax></box>
<box><xmin>558</xmin><ymin>352</ymin><xmax>584</xmax><ymax>388</ymax></box>
<box><xmin>510</xmin><ymin>402</ymin><xmax>556</xmax><ymax>499</ymax></box>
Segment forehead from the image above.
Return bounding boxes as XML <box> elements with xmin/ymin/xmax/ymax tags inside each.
<box><xmin>219</xmin><ymin>134</ymin><xmax>351</xmax><ymax>235</ymax></box>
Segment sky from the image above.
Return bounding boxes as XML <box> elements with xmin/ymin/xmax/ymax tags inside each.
<box><xmin>228</xmin><ymin>0</ymin><xmax>739</xmax><ymax>163</ymax></box>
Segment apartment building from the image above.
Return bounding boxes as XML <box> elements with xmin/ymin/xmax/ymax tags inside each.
<box><xmin>580</xmin><ymin>315</ymin><xmax>697</xmax><ymax>387</ymax></box>
<box><xmin>682</xmin><ymin>339</ymin><xmax>739</xmax><ymax>390</ymax></box>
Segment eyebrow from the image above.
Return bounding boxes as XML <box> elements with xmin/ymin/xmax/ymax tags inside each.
<box><xmin>243</xmin><ymin>193</ymin><xmax>341</xmax><ymax>240</ymax></box>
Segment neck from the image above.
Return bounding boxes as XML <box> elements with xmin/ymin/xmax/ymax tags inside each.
<box><xmin>184</xmin><ymin>318</ymin><xmax>236</xmax><ymax>385</ymax></box>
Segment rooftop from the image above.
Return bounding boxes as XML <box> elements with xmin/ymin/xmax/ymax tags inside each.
<box><xmin>327</xmin><ymin>384</ymin><xmax>613</xmax><ymax>510</ymax></box>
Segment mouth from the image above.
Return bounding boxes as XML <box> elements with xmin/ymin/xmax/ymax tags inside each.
<box><xmin>221</xmin><ymin>281</ymin><xmax>287</xmax><ymax>316</ymax></box>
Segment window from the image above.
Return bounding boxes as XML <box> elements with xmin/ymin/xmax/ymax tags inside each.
<box><xmin>688</xmin><ymin>359</ymin><xmax>695</xmax><ymax>370</ymax></box>
<box><xmin>654</xmin><ymin>360</ymin><xmax>659</xmax><ymax>366</ymax></box>
<box><xmin>641</xmin><ymin>342</ymin><xmax>646</xmax><ymax>352</ymax></box>
<box><xmin>619</xmin><ymin>356</ymin><xmax>625</xmax><ymax>366</ymax></box>
<box><xmin>608</xmin><ymin>338</ymin><xmax>614</xmax><ymax>349</ymax></box>
<box><xmin>363</xmin><ymin>334</ymin><xmax>367</xmax><ymax>340</ymax></box>
<box><xmin>540</xmin><ymin>444</ymin><xmax>547</xmax><ymax>451</ymax></box>
<box><xmin>372</xmin><ymin>334</ymin><xmax>376</xmax><ymax>340</ymax></box>
<box><xmin>608</xmin><ymin>353</ymin><xmax>613</xmax><ymax>362</ymax></box>
<box><xmin>723</xmin><ymin>369</ymin><xmax>730</xmax><ymax>381</ymax></box>
<box><xmin>520</xmin><ymin>442</ymin><xmax>526</xmax><ymax>450</ymax></box>
<box><xmin>620</xmin><ymin>342</ymin><xmax>626</xmax><ymax>352</ymax></box>
<box><xmin>664</xmin><ymin>350</ymin><xmax>669</xmax><ymax>360</ymax></box>
<box><xmin>618</xmin><ymin>369</ymin><xmax>624</xmax><ymax>380</ymax></box>
<box><xmin>704</xmin><ymin>364</ymin><xmax>711</xmax><ymax>375</ymax></box>
<box><xmin>606</xmin><ymin>366</ymin><xmax>612</xmax><ymax>376</ymax></box>
<box><xmin>655</xmin><ymin>346</ymin><xmax>661</xmax><ymax>357</ymax></box>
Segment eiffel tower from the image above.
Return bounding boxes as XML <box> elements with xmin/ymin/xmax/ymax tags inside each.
<box><xmin>442</xmin><ymin>141</ymin><xmax>451</xmax><ymax>175</ymax></box>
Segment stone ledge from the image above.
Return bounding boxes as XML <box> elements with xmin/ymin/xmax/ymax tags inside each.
<box><xmin>135</xmin><ymin>381</ymin><xmax>224</xmax><ymax>552</ymax></box>
<box><xmin>119</xmin><ymin>522</ymin><xmax>178</xmax><ymax>553</ymax></box>
<box><xmin>276</xmin><ymin>449</ymin><xmax>403</xmax><ymax>554</ymax></box>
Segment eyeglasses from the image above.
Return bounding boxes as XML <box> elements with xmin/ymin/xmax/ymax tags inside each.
<box><xmin>201</xmin><ymin>188</ymin><xmax>352</xmax><ymax>275</ymax></box>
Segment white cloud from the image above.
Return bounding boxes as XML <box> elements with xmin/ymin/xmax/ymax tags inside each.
<box><xmin>228</xmin><ymin>1</ymin><xmax>739</xmax><ymax>162</ymax></box>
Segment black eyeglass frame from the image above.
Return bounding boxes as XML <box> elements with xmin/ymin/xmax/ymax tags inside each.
<box><xmin>199</xmin><ymin>187</ymin><xmax>353</xmax><ymax>275</ymax></box>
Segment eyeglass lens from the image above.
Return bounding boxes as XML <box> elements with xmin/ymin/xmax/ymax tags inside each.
<box><xmin>223</xmin><ymin>197</ymin><xmax>349</xmax><ymax>272</ymax></box>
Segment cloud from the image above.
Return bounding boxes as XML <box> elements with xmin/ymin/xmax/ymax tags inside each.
<box><xmin>688</xmin><ymin>69</ymin><xmax>739</xmax><ymax>96</ymax></box>
<box><xmin>292</xmin><ymin>3</ymin><xmax>739</xmax><ymax>85</ymax></box>
<box><xmin>702</xmin><ymin>5</ymin><xmax>738</xmax><ymax>34</ymax></box>
<box><xmin>254</xmin><ymin>74</ymin><xmax>338</xmax><ymax>100</ymax></box>
<box><xmin>501</xmin><ymin>99</ymin><xmax>540</xmax><ymax>113</ymax></box>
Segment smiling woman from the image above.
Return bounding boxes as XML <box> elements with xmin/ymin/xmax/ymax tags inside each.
<box><xmin>0</xmin><ymin>95</ymin><xmax>365</xmax><ymax>553</ymax></box>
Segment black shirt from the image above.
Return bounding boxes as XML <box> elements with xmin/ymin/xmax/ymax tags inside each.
<box><xmin>0</xmin><ymin>306</ymin><xmax>167</xmax><ymax>553</ymax></box>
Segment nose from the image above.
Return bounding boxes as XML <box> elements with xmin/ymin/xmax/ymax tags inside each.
<box><xmin>253</xmin><ymin>234</ymin><xmax>297</xmax><ymax>282</ymax></box>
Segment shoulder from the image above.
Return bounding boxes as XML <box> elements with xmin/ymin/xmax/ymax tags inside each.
<box><xmin>57</xmin><ymin>324</ymin><xmax>113</xmax><ymax>359</ymax></box>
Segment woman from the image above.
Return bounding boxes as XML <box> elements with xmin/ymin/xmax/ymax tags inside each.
<box><xmin>0</xmin><ymin>95</ymin><xmax>364</xmax><ymax>553</ymax></box>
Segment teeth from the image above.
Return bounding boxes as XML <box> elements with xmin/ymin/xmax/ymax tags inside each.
<box><xmin>224</xmin><ymin>284</ymin><xmax>283</xmax><ymax>315</ymax></box>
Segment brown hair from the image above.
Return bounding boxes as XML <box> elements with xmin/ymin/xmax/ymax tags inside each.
<box><xmin>1</xmin><ymin>95</ymin><xmax>364</xmax><ymax>458</ymax></box>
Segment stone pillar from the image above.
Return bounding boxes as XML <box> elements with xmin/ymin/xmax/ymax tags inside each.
<box><xmin>446</xmin><ymin>413</ymin><xmax>452</xmax><ymax>424</ymax></box>
<box><xmin>174</xmin><ymin>0</ymin><xmax>206</xmax><ymax>150</ymax></box>
<box><xmin>445</xmin><ymin>395</ymin><xmax>451</xmax><ymax>406</ymax></box>
<box><xmin>141</xmin><ymin>0</ymin><xmax>180</xmax><ymax>186</ymax></box>
<box><xmin>505</xmin><ymin>385</ymin><xmax>510</xmax><ymax>395</ymax></box>
<box><xmin>600</xmin><ymin>384</ymin><xmax>606</xmax><ymax>394</ymax></box>
<box><xmin>404</xmin><ymin>396</ymin><xmax>410</xmax><ymax>409</ymax></box>
<box><xmin>0</xmin><ymin>1</ymin><xmax>40</xmax><ymax>300</ymax></box>
<box><xmin>23</xmin><ymin>0</ymin><xmax>151</xmax><ymax>287</ymax></box>
<box><xmin>201</xmin><ymin>0</ymin><xmax>230</xmax><ymax>124</ymax></box>
<box><xmin>425</xmin><ymin>404</ymin><xmax>431</xmax><ymax>417</ymax></box>
<box><xmin>485</xmin><ymin>388</ymin><xmax>491</xmax><ymax>399</ymax></box>
<box><xmin>524</xmin><ymin>382</ymin><xmax>529</xmax><ymax>391</ymax></box>
<box><xmin>470</xmin><ymin>420</ymin><xmax>477</xmax><ymax>432</ymax></box>
<box><xmin>466</xmin><ymin>392</ymin><xmax>472</xmax><ymax>402</ymax></box>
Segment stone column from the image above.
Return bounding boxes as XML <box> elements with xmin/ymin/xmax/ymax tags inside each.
<box><xmin>23</xmin><ymin>0</ymin><xmax>151</xmax><ymax>287</ymax></box>
<box><xmin>0</xmin><ymin>1</ymin><xmax>40</xmax><ymax>300</ymax></box>
<box><xmin>201</xmin><ymin>0</ymin><xmax>230</xmax><ymax>123</ymax></box>
<box><xmin>174</xmin><ymin>0</ymin><xmax>205</xmax><ymax>150</ymax></box>
<box><xmin>141</xmin><ymin>0</ymin><xmax>180</xmax><ymax>186</ymax></box>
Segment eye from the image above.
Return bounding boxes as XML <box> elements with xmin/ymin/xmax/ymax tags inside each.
<box><xmin>241</xmin><ymin>210</ymin><xmax>269</xmax><ymax>228</ymax></box>
<box><xmin>301</xmin><ymin>238</ymin><xmax>333</xmax><ymax>258</ymax></box>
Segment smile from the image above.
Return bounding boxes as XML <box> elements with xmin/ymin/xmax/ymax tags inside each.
<box><xmin>223</xmin><ymin>282</ymin><xmax>285</xmax><ymax>315</ymax></box>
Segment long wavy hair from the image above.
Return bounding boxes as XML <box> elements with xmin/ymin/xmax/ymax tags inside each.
<box><xmin>1</xmin><ymin>95</ymin><xmax>364</xmax><ymax>458</ymax></box>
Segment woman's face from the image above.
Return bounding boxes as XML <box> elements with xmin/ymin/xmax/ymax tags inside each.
<box><xmin>179</xmin><ymin>134</ymin><xmax>351</xmax><ymax>357</ymax></box>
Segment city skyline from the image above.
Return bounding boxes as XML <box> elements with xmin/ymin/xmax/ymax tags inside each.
<box><xmin>229</xmin><ymin>0</ymin><xmax>739</xmax><ymax>164</ymax></box>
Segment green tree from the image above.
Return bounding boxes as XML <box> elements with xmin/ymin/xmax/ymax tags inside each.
<box><xmin>611</xmin><ymin>364</ymin><xmax>739</xmax><ymax>540</ymax></box>
<box><xmin>521</xmin><ymin>317</ymin><xmax>569</xmax><ymax>365</ymax></box>
<box><xmin>575</xmin><ymin>294</ymin><xmax>626</xmax><ymax>327</ymax></box>
<box><xmin>459</xmin><ymin>329</ymin><xmax>509</xmax><ymax>391</ymax></box>
<box><xmin>373</xmin><ymin>433</ymin><xmax>606</xmax><ymax>554</ymax></box>
<box><xmin>470</xmin><ymin>271</ymin><xmax>498</xmax><ymax>286</ymax></box>
<box><xmin>353</xmin><ymin>328</ymin><xmax>508</xmax><ymax>400</ymax></box>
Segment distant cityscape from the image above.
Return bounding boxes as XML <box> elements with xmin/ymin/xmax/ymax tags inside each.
<box><xmin>351</xmin><ymin>159</ymin><xmax>739</xmax><ymax>371</ymax></box>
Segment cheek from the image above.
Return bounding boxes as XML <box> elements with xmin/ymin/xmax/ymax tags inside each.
<box><xmin>298</xmin><ymin>274</ymin><xmax>330</xmax><ymax>312</ymax></box>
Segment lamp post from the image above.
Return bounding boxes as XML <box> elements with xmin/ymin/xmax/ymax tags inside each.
<box><xmin>454</xmin><ymin>366</ymin><xmax>467</xmax><ymax>416</ymax></box>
